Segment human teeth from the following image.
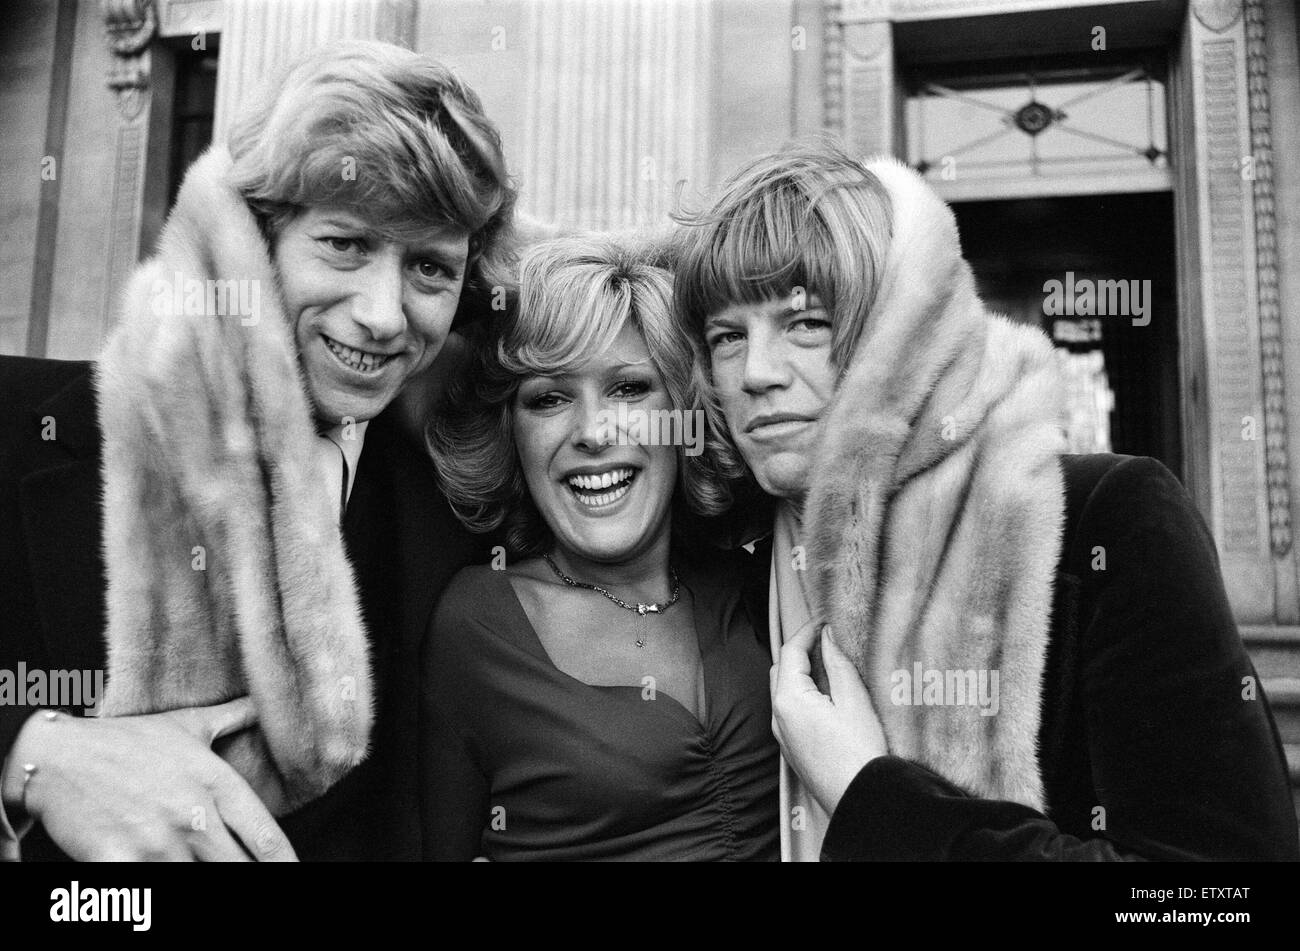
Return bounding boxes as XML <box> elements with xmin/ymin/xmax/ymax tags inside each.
<box><xmin>566</xmin><ymin>468</ymin><xmax>634</xmax><ymax>494</ymax></box>
<box><xmin>571</xmin><ymin>479</ymin><xmax>633</xmax><ymax>508</ymax></box>
<box><xmin>325</xmin><ymin>336</ymin><xmax>391</xmax><ymax>372</ymax></box>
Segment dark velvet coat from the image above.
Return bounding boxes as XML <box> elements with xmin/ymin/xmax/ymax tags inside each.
<box><xmin>748</xmin><ymin>453</ymin><xmax>1298</xmax><ymax>861</ymax></box>
<box><xmin>0</xmin><ymin>355</ymin><xmax>492</xmax><ymax>861</ymax></box>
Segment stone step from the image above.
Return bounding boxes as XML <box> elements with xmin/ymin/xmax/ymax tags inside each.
<box><xmin>1243</xmin><ymin>626</ymin><xmax>1300</xmax><ymax>753</ymax></box>
<box><xmin>1242</xmin><ymin>625</ymin><xmax>1300</xmax><ymax>681</ymax></box>
<box><xmin>1265</xmin><ymin>678</ymin><xmax>1300</xmax><ymax>746</ymax></box>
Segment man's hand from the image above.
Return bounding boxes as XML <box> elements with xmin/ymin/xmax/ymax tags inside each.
<box><xmin>771</xmin><ymin>621</ymin><xmax>888</xmax><ymax>816</ymax></box>
<box><xmin>1</xmin><ymin>699</ymin><xmax>297</xmax><ymax>861</ymax></box>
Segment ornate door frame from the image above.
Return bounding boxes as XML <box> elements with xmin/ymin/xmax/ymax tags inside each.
<box><xmin>824</xmin><ymin>0</ymin><xmax>1297</xmax><ymax>624</ymax></box>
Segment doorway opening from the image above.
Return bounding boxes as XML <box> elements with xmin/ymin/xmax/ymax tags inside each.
<box><xmin>953</xmin><ymin>191</ymin><xmax>1182</xmax><ymax>476</ymax></box>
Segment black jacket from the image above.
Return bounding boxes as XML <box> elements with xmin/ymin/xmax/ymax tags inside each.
<box><xmin>786</xmin><ymin>453</ymin><xmax>1298</xmax><ymax>861</ymax></box>
<box><xmin>0</xmin><ymin>355</ymin><xmax>493</xmax><ymax>861</ymax></box>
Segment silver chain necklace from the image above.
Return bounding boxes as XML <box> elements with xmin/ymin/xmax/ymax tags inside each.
<box><xmin>542</xmin><ymin>553</ymin><xmax>681</xmax><ymax>648</ymax></box>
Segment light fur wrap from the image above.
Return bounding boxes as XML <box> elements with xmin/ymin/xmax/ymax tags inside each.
<box><xmin>95</xmin><ymin>147</ymin><xmax>372</xmax><ymax>815</ymax></box>
<box><xmin>803</xmin><ymin>157</ymin><xmax>1067</xmax><ymax>811</ymax></box>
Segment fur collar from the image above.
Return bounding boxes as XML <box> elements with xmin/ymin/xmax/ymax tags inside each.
<box><xmin>95</xmin><ymin>147</ymin><xmax>372</xmax><ymax>814</ymax></box>
<box><xmin>802</xmin><ymin>158</ymin><xmax>1067</xmax><ymax>810</ymax></box>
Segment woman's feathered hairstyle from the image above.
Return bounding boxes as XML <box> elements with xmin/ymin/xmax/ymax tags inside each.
<box><xmin>427</xmin><ymin>234</ymin><xmax>744</xmax><ymax>556</ymax></box>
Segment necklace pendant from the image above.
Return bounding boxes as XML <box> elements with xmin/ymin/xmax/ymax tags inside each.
<box><xmin>635</xmin><ymin>637</ymin><xmax>646</xmax><ymax>649</ymax></box>
<box><xmin>638</xmin><ymin>603</ymin><xmax>656</xmax><ymax>615</ymax></box>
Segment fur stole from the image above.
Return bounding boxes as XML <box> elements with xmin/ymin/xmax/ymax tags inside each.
<box><xmin>803</xmin><ymin>158</ymin><xmax>1067</xmax><ymax>810</ymax></box>
<box><xmin>95</xmin><ymin>147</ymin><xmax>372</xmax><ymax>815</ymax></box>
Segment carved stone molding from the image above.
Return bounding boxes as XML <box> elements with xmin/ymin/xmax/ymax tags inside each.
<box><xmin>102</xmin><ymin>0</ymin><xmax>158</xmax><ymax>120</ymax></box>
<box><xmin>838</xmin><ymin>0</ymin><xmax>889</xmax><ymax>23</ymax></box>
<box><xmin>1244</xmin><ymin>0</ymin><xmax>1291</xmax><ymax>556</ymax></box>
<box><xmin>1193</xmin><ymin>0</ymin><xmax>1243</xmax><ymax>34</ymax></box>
<box><xmin>100</xmin><ymin>0</ymin><xmax>158</xmax><ymax>332</ymax></box>
<box><xmin>103</xmin><ymin>125</ymin><xmax>146</xmax><ymax>322</ymax></box>
<box><xmin>841</xmin><ymin>20</ymin><xmax>894</xmax><ymax>158</ymax></box>
<box><xmin>824</xmin><ymin>0</ymin><xmax>844</xmax><ymax>133</ymax></box>
<box><xmin>869</xmin><ymin>0</ymin><xmax>1136</xmax><ymax>21</ymax></box>
<box><xmin>841</xmin><ymin>19</ymin><xmax>891</xmax><ymax>62</ymax></box>
<box><xmin>1201</xmin><ymin>37</ymin><xmax>1263</xmax><ymax>556</ymax></box>
<box><xmin>823</xmin><ymin>0</ymin><xmax>895</xmax><ymax>156</ymax></box>
<box><xmin>156</xmin><ymin>0</ymin><xmax>224</xmax><ymax>39</ymax></box>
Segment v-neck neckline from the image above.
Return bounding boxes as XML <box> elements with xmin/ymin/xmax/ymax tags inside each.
<box><xmin>491</xmin><ymin>566</ymin><xmax>718</xmax><ymax>732</ymax></box>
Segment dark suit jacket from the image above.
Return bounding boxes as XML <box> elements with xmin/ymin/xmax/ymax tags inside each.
<box><xmin>0</xmin><ymin>355</ymin><xmax>494</xmax><ymax>861</ymax></box>
<box><xmin>787</xmin><ymin>454</ymin><xmax>1299</xmax><ymax>861</ymax></box>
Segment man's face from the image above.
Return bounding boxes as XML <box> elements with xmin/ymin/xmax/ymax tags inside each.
<box><xmin>703</xmin><ymin>294</ymin><xmax>837</xmax><ymax>501</ymax></box>
<box><xmin>273</xmin><ymin>205</ymin><xmax>470</xmax><ymax>425</ymax></box>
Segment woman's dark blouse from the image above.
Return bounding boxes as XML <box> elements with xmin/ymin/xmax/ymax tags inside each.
<box><xmin>420</xmin><ymin>551</ymin><xmax>779</xmax><ymax>861</ymax></box>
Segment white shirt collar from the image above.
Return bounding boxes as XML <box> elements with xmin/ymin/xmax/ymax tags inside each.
<box><xmin>319</xmin><ymin>419</ymin><xmax>370</xmax><ymax>504</ymax></box>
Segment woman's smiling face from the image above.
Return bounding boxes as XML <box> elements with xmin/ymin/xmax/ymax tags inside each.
<box><xmin>513</xmin><ymin>322</ymin><xmax>678</xmax><ymax>565</ymax></box>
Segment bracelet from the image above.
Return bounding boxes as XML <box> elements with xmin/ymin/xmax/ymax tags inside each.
<box><xmin>18</xmin><ymin>763</ymin><xmax>38</xmax><ymax>816</ymax></box>
<box><xmin>12</xmin><ymin>710</ymin><xmax>59</xmax><ymax>819</ymax></box>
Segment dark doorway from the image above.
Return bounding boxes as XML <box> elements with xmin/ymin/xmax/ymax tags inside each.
<box><xmin>167</xmin><ymin>38</ymin><xmax>220</xmax><ymax>209</ymax></box>
<box><xmin>953</xmin><ymin>192</ymin><xmax>1182</xmax><ymax>477</ymax></box>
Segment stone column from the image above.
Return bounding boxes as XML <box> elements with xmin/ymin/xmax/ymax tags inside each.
<box><xmin>1245</xmin><ymin>0</ymin><xmax>1298</xmax><ymax>622</ymax></box>
<box><xmin>1174</xmin><ymin>0</ymin><xmax>1295</xmax><ymax>622</ymax></box>
<box><xmin>1261</xmin><ymin>0</ymin><xmax>1300</xmax><ymax>626</ymax></box>
<box><xmin>100</xmin><ymin>0</ymin><xmax>160</xmax><ymax>337</ymax></box>
<box><xmin>212</xmin><ymin>0</ymin><xmax>416</xmax><ymax>147</ymax></box>
<box><xmin>828</xmin><ymin>0</ymin><xmax>898</xmax><ymax>158</ymax></box>
<box><xmin>517</xmin><ymin>0</ymin><xmax>711</xmax><ymax>230</ymax></box>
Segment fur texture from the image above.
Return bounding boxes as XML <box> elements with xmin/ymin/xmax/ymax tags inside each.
<box><xmin>803</xmin><ymin>158</ymin><xmax>1067</xmax><ymax>811</ymax></box>
<box><xmin>96</xmin><ymin>147</ymin><xmax>372</xmax><ymax>815</ymax></box>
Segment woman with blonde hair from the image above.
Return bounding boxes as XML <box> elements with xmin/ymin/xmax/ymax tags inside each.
<box><xmin>423</xmin><ymin>236</ymin><xmax>778</xmax><ymax>861</ymax></box>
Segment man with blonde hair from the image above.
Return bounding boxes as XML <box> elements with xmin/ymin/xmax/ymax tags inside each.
<box><xmin>0</xmin><ymin>41</ymin><xmax>516</xmax><ymax>861</ymax></box>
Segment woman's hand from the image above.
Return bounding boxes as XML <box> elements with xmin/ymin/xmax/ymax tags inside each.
<box><xmin>770</xmin><ymin>621</ymin><xmax>888</xmax><ymax>816</ymax></box>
